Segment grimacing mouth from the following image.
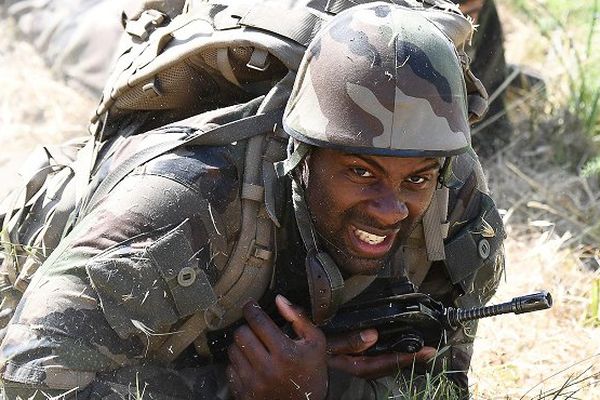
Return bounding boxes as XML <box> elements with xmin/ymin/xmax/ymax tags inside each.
<box><xmin>352</xmin><ymin>226</ymin><xmax>387</xmax><ymax>245</ymax></box>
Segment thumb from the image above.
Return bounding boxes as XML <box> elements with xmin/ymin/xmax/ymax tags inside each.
<box><xmin>275</xmin><ymin>294</ymin><xmax>321</xmax><ymax>341</ymax></box>
<box><xmin>327</xmin><ymin>329</ymin><xmax>378</xmax><ymax>355</ymax></box>
<box><xmin>415</xmin><ymin>346</ymin><xmax>437</xmax><ymax>363</ymax></box>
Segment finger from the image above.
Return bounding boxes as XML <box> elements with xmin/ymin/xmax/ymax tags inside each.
<box><xmin>226</xmin><ymin>365</ymin><xmax>243</xmax><ymax>399</ymax></box>
<box><xmin>328</xmin><ymin>346</ymin><xmax>437</xmax><ymax>380</ymax></box>
<box><xmin>227</xmin><ymin>343</ymin><xmax>254</xmax><ymax>384</ymax></box>
<box><xmin>233</xmin><ymin>324</ymin><xmax>271</xmax><ymax>368</ymax></box>
<box><xmin>275</xmin><ymin>294</ymin><xmax>322</xmax><ymax>342</ymax></box>
<box><xmin>414</xmin><ymin>346</ymin><xmax>437</xmax><ymax>363</ymax></box>
<box><xmin>326</xmin><ymin>329</ymin><xmax>378</xmax><ymax>355</ymax></box>
<box><xmin>242</xmin><ymin>299</ymin><xmax>290</xmax><ymax>352</ymax></box>
<box><xmin>328</xmin><ymin>354</ymin><xmax>406</xmax><ymax>380</ymax></box>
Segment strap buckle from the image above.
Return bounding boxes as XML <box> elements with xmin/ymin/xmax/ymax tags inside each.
<box><xmin>246</xmin><ymin>239</ymin><xmax>273</xmax><ymax>262</ymax></box>
<box><xmin>126</xmin><ymin>9</ymin><xmax>166</xmax><ymax>41</ymax></box>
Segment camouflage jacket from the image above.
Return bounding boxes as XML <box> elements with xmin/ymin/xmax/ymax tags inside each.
<box><xmin>0</xmin><ymin>125</ymin><xmax>503</xmax><ymax>399</ymax></box>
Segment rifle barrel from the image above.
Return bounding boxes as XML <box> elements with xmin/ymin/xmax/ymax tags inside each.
<box><xmin>445</xmin><ymin>291</ymin><xmax>552</xmax><ymax>327</ymax></box>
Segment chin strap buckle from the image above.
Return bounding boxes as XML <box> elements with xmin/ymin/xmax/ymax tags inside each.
<box><xmin>305</xmin><ymin>250</ymin><xmax>344</xmax><ymax>325</ymax></box>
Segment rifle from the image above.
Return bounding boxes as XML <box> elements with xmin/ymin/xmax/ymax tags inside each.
<box><xmin>207</xmin><ymin>287</ymin><xmax>552</xmax><ymax>359</ymax></box>
<box><xmin>320</xmin><ymin>290</ymin><xmax>553</xmax><ymax>355</ymax></box>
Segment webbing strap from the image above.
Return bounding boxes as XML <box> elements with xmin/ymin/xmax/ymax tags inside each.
<box><xmin>422</xmin><ymin>186</ymin><xmax>449</xmax><ymax>261</ymax></box>
<box><xmin>155</xmin><ymin>137</ymin><xmax>279</xmax><ymax>364</ymax></box>
<box><xmin>323</xmin><ymin>0</ymin><xmax>377</xmax><ymax>14</ymax></box>
<box><xmin>238</xmin><ymin>5</ymin><xmax>325</xmax><ymax>47</ymax></box>
<box><xmin>241</xmin><ymin>183</ymin><xmax>264</xmax><ymax>202</ymax></box>
<box><xmin>205</xmin><ymin>1</ymin><xmax>326</xmax><ymax>47</ymax></box>
<box><xmin>72</xmin><ymin>138</ymin><xmax>97</xmax><ymax>210</ymax></box>
<box><xmin>262</xmin><ymin>160</ymin><xmax>283</xmax><ymax>227</ymax></box>
<box><xmin>274</xmin><ymin>142</ymin><xmax>311</xmax><ymax>178</ymax></box>
<box><xmin>468</xmin><ymin>94</ymin><xmax>488</xmax><ymax>121</ymax></box>
<box><xmin>291</xmin><ymin>179</ymin><xmax>318</xmax><ymax>254</ymax></box>
<box><xmin>82</xmin><ymin>108</ymin><xmax>283</xmax><ymax>217</ymax></box>
<box><xmin>291</xmin><ymin>178</ymin><xmax>345</xmax><ymax>324</ymax></box>
<box><xmin>464</xmin><ymin>67</ymin><xmax>489</xmax><ymax>123</ymax></box>
<box><xmin>217</xmin><ymin>47</ymin><xmax>241</xmax><ymax>87</ymax></box>
<box><xmin>153</xmin><ymin>304</ymin><xmax>209</xmax><ymax>363</ymax></box>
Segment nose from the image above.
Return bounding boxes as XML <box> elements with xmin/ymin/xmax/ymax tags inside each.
<box><xmin>366</xmin><ymin>188</ymin><xmax>409</xmax><ymax>228</ymax></box>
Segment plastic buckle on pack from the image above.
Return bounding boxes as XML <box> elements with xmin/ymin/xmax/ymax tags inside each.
<box><xmin>247</xmin><ymin>48</ymin><xmax>271</xmax><ymax>72</ymax></box>
<box><xmin>142</xmin><ymin>77</ymin><xmax>162</xmax><ymax>98</ymax></box>
<box><xmin>125</xmin><ymin>9</ymin><xmax>166</xmax><ymax>41</ymax></box>
<box><xmin>246</xmin><ymin>239</ymin><xmax>272</xmax><ymax>262</ymax></box>
<box><xmin>253</xmin><ymin>245</ymin><xmax>273</xmax><ymax>261</ymax></box>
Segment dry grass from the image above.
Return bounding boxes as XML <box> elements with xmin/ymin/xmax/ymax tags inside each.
<box><xmin>470</xmin><ymin>233</ymin><xmax>600</xmax><ymax>399</ymax></box>
<box><xmin>0</xmin><ymin>17</ymin><xmax>95</xmax><ymax>192</ymax></box>
<box><xmin>469</xmin><ymin>2</ymin><xmax>600</xmax><ymax>398</ymax></box>
<box><xmin>0</xmin><ymin>4</ymin><xmax>598</xmax><ymax>400</ymax></box>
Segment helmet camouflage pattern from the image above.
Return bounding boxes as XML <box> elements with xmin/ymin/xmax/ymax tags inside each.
<box><xmin>283</xmin><ymin>2</ymin><xmax>471</xmax><ymax>157</ymax></box>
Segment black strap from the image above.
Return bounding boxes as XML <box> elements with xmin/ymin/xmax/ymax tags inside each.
<box><xmin>81</xmin><ymin>108</ymin><xmax>283</xmax><ymax>217</ymax></box>
<box><xmin>291</xmin><ymin>177</ymin><xmax>345</xmax><ymax>324</ymax></box>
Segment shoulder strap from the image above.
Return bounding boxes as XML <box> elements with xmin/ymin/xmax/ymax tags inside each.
<box><xmin>80</xmin><ymin>107</ymin><xmax>283</xmax><ymax>217</ymax></box>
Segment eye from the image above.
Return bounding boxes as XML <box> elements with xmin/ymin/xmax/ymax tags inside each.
<box><xmin>351</xmin><ymin>167</ymin><xmax>374</xmax><ymax>178</ymax></box>
<box><xmin>406</xmin><ymin>175</ymin><xmax>428</xmax><ymax>185</ymax></box>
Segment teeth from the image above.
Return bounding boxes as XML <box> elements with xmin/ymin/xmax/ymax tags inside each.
<box><xmin>353</xmin><ymin>228</ymin><xmax>386</xmax><ymax>245</ymax></box>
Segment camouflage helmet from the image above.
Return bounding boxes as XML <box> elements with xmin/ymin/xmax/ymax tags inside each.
<box><xmin>283</xmin><ymin>2</ymin><xmax>472</xmax><ymax>157</ymax></box>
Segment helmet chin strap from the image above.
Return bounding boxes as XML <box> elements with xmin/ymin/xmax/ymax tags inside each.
<box><xmin>290</xmin><ymin>177</ymin><xmax>345</xmax><ymax>325</ymax></box>
<box><xmin>275</xmin><ymin>141</ymin><xmax>375</xmax><ymax>325</ymax></box>
<box><xmin>421</xmin><ymin>156</ymin><xmax>455</xmax><ymax>262</ymax></box>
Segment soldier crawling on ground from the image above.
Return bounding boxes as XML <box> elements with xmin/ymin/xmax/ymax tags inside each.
<box><xmin>0</xmin><ymin>1</ymin><xmax>504</xmax><ymax>399</ymax></box>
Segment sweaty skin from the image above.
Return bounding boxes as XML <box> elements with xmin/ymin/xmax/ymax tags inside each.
<box><xmin>227</xmin><ymin>148</ymin><xmax>440</xmax><ymax>399</ymax></box>
<box><xmin>305</xmin><ymin>148</ymin><xmax>440</xmax><ymax>276</ymax></box>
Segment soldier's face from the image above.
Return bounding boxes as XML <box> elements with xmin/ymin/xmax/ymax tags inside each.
<box><xmin>305</xmin><ymin>148</ymin><xmax>440</xmax><ymax>276</ymax></box>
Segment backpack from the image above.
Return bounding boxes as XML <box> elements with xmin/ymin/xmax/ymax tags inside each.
<box><xmin>0</xmin><ymin>0</ymin><xmax>488</xmax><ymax>362</ymax></box>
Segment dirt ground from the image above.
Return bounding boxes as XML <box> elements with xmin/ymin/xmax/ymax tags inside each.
<box><xmin>0</xmin><ymin>6</ymin><xmax>598</xmax><ymax>399</ymax></box>
<box><xmin>469</xmin><ymin>3</ymin><xmax>600</xmax><ymax>398</ymax></box>
<box><xmin>0</xmin><ymin>17</ymin><xmax>95</xmax><ymax>193</ymax></box>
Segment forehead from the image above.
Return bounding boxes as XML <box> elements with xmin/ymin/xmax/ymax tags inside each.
<box><xmin>310</xmin><ymin>147</ymin><xmax>440</xmax><ymax>173</ymax></box>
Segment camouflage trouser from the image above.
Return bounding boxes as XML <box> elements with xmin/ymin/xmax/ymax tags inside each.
<box><xmin>2</xmin><ymin>0</ymin><xmax>185</xmax><ymax>98</ymax></box>
<box><xmin>2</xmin><ymin>0</ymin><xmax>124</xmax><ymax>96</ymax></box>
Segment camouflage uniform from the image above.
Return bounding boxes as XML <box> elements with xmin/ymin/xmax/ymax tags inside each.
<box><xmin>0</xmin><ymin>2</ymin><xmax>504</xmax><ymax>399</ymax></box>
<box><xmin>2</xmin><ymin>0</ymin><xmax>185</xmax><ymax>96</ymax></box>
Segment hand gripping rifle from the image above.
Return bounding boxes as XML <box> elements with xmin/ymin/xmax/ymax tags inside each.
<box><xmin>320</xmin><ymin>290</ymin><xmax>553</xmax><ymax>355</ymax></box>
